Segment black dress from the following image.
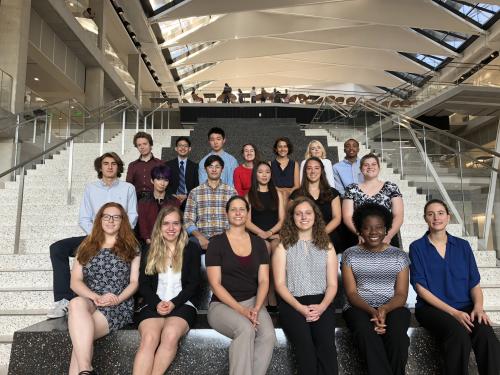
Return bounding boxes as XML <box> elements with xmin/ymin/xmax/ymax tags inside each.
<box><xmin>290</xmin><ymin>187</ymin><xmax>344</xmax><ymax>252</ymax></box>
<box><xmin>251</xmin><ymin>191</ymin><xmax>279</xmax><ymax>232</ymax></box>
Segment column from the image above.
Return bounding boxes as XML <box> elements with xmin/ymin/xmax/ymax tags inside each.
<box><xmin>128</xmin><ymin>53</ymin><xmax>142</xmax><ymax>106</ymax></box>
<box><xmin>85</xmin><ymin>67</ymin><xmax>104</xmax><ymax>110</ymax></box>
<box><xmin>0</xmin><ymin>0</ymin><xmax>31</xmax><ymax>113</ymax></box>
<box><xmin>89</xmin><ymin>0</ymin><xmax>105</xmax><ymax>51</ymax></box>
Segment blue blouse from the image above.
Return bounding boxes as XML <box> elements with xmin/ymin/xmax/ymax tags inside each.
<box><xmin>409</xmin><ymin>233</ymin><xmax>480</xmax><ymax>310</ymax></box>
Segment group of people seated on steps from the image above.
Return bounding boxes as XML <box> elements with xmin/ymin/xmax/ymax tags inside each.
<box><xmin>46</xmin><ymin>127</ymin><xmax>500</xmax><ymax>375</ymax></box>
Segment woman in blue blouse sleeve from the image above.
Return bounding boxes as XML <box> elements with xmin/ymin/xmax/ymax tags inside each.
<box><xmin>409</xmin><ymin>199</ymin><xmax>500</xmax><ymax>375</ymax></box>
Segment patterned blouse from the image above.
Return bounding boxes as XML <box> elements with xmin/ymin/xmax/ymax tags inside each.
<box><xmin>344</xmin><ymin>181</ymin><xmax>402</xmax><ymax>211</ymax></box>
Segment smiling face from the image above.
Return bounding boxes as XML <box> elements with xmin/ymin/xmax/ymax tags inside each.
<box><xmin>344</xmin><ymin>139</ymin><xmax>359</xmax><ymax>159</ymax></box>
<box><xmin>227</xmin><ymin>198</ymin><xmax>248</xmax><ymax>227</ymax></box>
<box><xmin>175</xmin><ymin>140</ymin><xmax>191</xmax><ymax>158</ymax></box>
<box><xmin>206</xmin><ymin>161</ymin><xmax>223</xmax><ymax>181</ymax></box>
<box><xmin>161</xmin><ymin>211</ymin><xmax>182</xmax><ymax>242</ymax></box>
<box><xmin>243</xmin><ymin>145</ymin><xmax>256</xmax><ymax>163</ymax></box>
<box><xmin>209</xmin><ymin>133</ymin><xmax>225</xmax><ymax>152</ymax></box>
<box><xmin>276</xmin><ymin>141</ymin><xmax>289</xmax><ymax>157</ymax></box>
<box><xmin>305</xmin><ymin>159</ymin><xmax>322</xmax><ymax>183</ymax></box>
<box><xmin>360</xmin><ymin>157</ymin><xmax>380</xmax><ymax>179</ymax></box>
<box><xmin>424</xmin><ymin>202</ymin><xmax>450</xmax><ymax>232</ymax></box>
<box><xmin>256</xmin><ymin>163</ymin><xmax>271</xmax><ymax>185</ymax></box>
<box><xmin>359</xmin><ymin>215</ymin><xmax>386</xmax><ymax>250</ymax></box>
<box><xmin>101</xmin><ymin>206</ymin><xmax>122</xmax><ymax>236</ymax></box>
<box><xmin>309</xmin><ymin>142</ymin><xmax>323</xmax><ymax>158</ymax></box>
<box><xmin>293</xmin><ymin>201</ymin><xmax>315</xmax><ymax>232</ymax></box>
<box><xmin>101</xmin><ymin>157</ymin><xmax>118</xmax><ymax>179</ymax></box>
<box><xmin>135</xmin><ymin>137</ymin><xmax>152</xmax><ymax>158</ymax></box>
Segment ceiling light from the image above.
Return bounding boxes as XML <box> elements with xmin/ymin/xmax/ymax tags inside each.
<box><xmin>34</xmin><ymin>77</ymin><xmax>39</xmax><ymax>81</ymax></box>
<box><xmin>69</xmin><ymin>2</ymin><xmax>74</xmax><ymax>6</ymax></box>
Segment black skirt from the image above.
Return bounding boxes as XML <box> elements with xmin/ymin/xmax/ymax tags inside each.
<box><xmin>135</xmin><ymin>303</ymin><xmax>197</xmax><ymax>328</ymax></box>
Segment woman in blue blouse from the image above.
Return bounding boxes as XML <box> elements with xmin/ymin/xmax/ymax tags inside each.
<box><xmin>409</xmin><ymin>199</ymin><xmax>500</xmax><ymax>375</ymax></box>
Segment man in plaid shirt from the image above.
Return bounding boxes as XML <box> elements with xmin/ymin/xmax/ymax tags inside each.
<box><xmin>184</xmin><ymin>154</ymin><xmax>237</xmax><ymax>252</ymax></box>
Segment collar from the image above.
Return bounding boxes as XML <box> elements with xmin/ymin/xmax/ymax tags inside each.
<box><xmin>177</xmin><ymin>156</ymin><xmax>188</xmax><ymax>163</ymax></box>
<box><xmin>204</xmin><ymin>179</ymin><xmax>222</xmax><ymax>190</ymax></box>
<box><xmin>423</xmin><ymin>231</ymin><xmax>457</xmax><ymax>246</ymax></box>
<box><xmin>98</xmin><ymin>178</ymin><xmax>120</xmax><ymax>188</ymax></box>
<box><xmin>342</xmin><ymin>158</ymin><xmax>359</xmax><ymax>165</ymax></box>
<box><xmin>138</xmin><ymin>153</ymin><xmax>156</xmax><ymax>162</ymax></box>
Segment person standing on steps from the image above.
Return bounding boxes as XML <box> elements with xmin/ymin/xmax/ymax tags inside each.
<box><xmin>198</xmin><ymin>127</ymin><xmax>238</xmax><ymax>187</ymax></box>
<box><xmin>126</xmin><ymin>132</ymin><xmax>165</xmax><ymax>198</ymax></box>
<box><xmin>233</xmin><ymin>143</ymin><xmax>260</xmax><ymax>197</ymax></box>
<box><xmin>271</xmin><ymin>137</ymin><xmax>300</xmax><ymax>201</ymax></box>
<box><xmin>165</xmin><ymin>136</ymin><xmax>199</xmax><ymax>210</ymax></box>
<box><xmin>184</xmin><ymin>155</ymin><xmax>237</xmax><ymax>254</ymax></box>
<box><xmin>299</xmin><ymin>140</ymin><xmax>335</xmax><ymax>188</ymax></box>
<box><xmin>332</xmin><ymin>138</ymin><xmax>363</xmax><ymax>197</ymax></box>
<box><xmin>410</xmin><ymin>199</ymin><xmax>500</xmax><ymax>375</ymax></box>
<box><xmin>47</xmin><ymin>152</ymin><xmax>138</xmax><ymax>319</ymax></box>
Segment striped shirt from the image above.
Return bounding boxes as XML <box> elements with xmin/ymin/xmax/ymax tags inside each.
<box><xmin>183</xmin><ymin>180</ymin><xmax>237</xmax><ymax>238</ymax></box>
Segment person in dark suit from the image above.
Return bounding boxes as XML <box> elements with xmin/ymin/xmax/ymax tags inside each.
<box><xmin>166</xmin><ymin>136</ymin><xmax>199</xmax><ymax>209</ymax></box>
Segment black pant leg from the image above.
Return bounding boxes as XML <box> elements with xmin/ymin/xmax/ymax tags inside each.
<box><xmin>309</xmin><ymin>305</ymin><xmax>338</xmax><ymax>375</ymax></box>
<box><xmin>49</xmin><ymin>236</ymin><xmax>85</xmax><ymax>301</ymax></box>
<box><xmin>343</xmin><ymin>306</ymin><xmax>392</xmax><ymax>375</ymax></box>
<box><xmin>279</xmin><ymin>298</ymin><xmax>318</xmax><ymax>375</ymax></box>
<box><xmin>415</xmin><ymin>305</ymin><xmax>471</xmax><ymax>375</ymax></box>
<box><xmin>381</xmin><ymin>307</ymin><xmax>410</xmax><ymax>375</ymax></box>
<box><xmin>469</xmin><ymin>317</ymin><xmax>500</xmax><ymax>375</ymax></box>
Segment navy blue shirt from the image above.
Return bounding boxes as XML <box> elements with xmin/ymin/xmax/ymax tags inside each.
<box><xmin>409</xmin><ymin>232</ymin><xmax>480</xmax><ymax>309</ymax></box>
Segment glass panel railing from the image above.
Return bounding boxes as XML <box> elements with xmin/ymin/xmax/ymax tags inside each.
<box><xmin>0</xmin><ymin>69</ymin><xmax>13</xmax><ymax>112</ymax></box>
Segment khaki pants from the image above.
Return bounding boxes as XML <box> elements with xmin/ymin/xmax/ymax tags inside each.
<box><xmin>208</xmin><ymin>297</ymin><xmax>276</xmax><ymax>375</ymax></box>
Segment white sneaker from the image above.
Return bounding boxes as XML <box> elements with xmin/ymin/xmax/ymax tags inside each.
<box><xmin>47</xmin><ymin>299</ymin><xmax>69</xmax><ymax>319</ymax></box>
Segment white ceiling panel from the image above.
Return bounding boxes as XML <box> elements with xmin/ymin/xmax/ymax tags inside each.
<box><xmin>277</xmin><ymin>25</ymin><xmax>456</xmax><ymax>56</ymax></box>
<box><xmin>267</xmin><ymin>0</ymin><xmax>481</xmax><ymax>34</ymax></box>
<box><xmin>172</xmin><ymin>11</ymin><xmax>366</xmax><ymax>45</ymax></box>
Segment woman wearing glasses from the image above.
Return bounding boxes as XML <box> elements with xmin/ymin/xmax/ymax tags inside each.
<box><xmin>68</xmin><ymin>202</ymin><xmax>141</xmax><ymax>375</ymax></box>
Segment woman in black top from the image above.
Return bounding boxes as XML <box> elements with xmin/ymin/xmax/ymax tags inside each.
<box><xmin>290</xmin><ymin>157</ymin><xmax>342</xmax><ymax>252</ymax></box>
<box><xmin>271</xmin><ymin>137</ymin><xmax>300</xmax><ymax>200</ymax></box>
<box><xmin>206</xmin><ymin>196</ymin><xmax>276</xmax><ymax>375</ymax></box>
<box><xmin>246</xmin><ymin>161</ymin><xmax>285</xmax><ymax>254</ymax></box>
<box><xmin>133</xmin><ymin>206</ymin><xmax>201</xmax><ymax>375</ymax></box>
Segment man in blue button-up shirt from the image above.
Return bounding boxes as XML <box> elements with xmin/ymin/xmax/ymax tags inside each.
<box><xmin>332</xmin><ymin>138</ymin><xmax>363</xmax><ymax>196</ymax></box>
<box><xmin>47</xmin><ymin>152</ymin><xmax>137</xmax><ymax>319</ymax></box>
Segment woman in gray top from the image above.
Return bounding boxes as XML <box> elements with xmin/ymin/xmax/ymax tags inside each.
<box><xmin>273</xmin><ymin>196</ymin><xmax>338</xmax><ymax>375</ymax></box>
<box><xmin>342</xmin><ymin>203</ymin><xmax>410</xmax><ymax>375</ymax></box>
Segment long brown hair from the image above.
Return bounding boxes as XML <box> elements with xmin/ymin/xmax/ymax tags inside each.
<box><xmin>298</xmin><ymin>157</ymin><xmax>333</xmax><ymax>204</ymax></box>
<box><xmin>247</xmin><ymin>161</ymin><xmax>278</xmax><ymax>210</ymax></box>
<box><xmin>76</xmin><ymin>202</ymin><xmax>139</xmax><ymax>265</ymax></box>
<box><xmin>145</xmin><ymin>206</ymin><xmax>187</xmax><ymax>274</ymax></box>
<box><xmin>280</xmin><ymin>196</ymin><xmax>330</xmax><ymax>251</ymax></box>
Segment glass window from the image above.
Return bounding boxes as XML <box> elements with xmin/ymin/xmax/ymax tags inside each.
<box><xmin>434</xmin><ymin>1</ymin><xmax>499</xmax><ymax>27</ymax></box>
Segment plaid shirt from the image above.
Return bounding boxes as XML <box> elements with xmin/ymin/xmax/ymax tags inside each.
<box><xmin>183</xmin><ymin>180</ymin><xmax>237</xmax><ymax>238</ymax></box>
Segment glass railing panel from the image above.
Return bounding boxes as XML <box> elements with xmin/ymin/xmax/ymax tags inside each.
<box><xmin>0</xmin><ymin>70</ymin><xmax>13</xmax><ymax>112</ymax></box>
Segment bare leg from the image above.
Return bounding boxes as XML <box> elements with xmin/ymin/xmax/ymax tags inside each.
<box><xmin>151</xmin><ymin>317</ymin><xmax>189</xmax><ymax>375</ymax></box>
<box><xmin>132</xmin><ymin>318</ymin><xmax>163</xmax><ymax>375</ymax></box>
<box><xmin>68</xmin><ymin>348</ymin><xmax>79</xmax><ymax>375</ymax></box>
<box><xmin>68</xmin><ymin>297</ymin><xmax>109</xmax><ymax>373</ymax></box>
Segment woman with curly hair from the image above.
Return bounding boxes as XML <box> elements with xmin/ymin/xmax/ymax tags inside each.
<box><xmin>342</xmin><ymin>203</ymin><xmax>410</xmax><ymax>375</ymax></box>
<box><xmin>133</xmin><ymin>206</ymin><xmax>201</xmax><ymax>375</ymax></box>
<box><xmin>271</xmin><ymin>137</ymin><xmax>300</xmax><ymax>200</ymax></box>
<box><xmin>273</xmin><ymin>196</ymin><xmax>338</xmax><ymax>375</ymax></box>
<box><xmin>68</xmin><ymin>202</ymin><xmax>141</xmax><ymax>375</ymax></box>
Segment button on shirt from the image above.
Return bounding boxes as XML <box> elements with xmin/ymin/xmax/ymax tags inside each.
<box><xmin>332</xmin><ymin>158</ymin><xmax>363</xmax><ymax>196</ymax></box>
<box><xmin>198</xmin><ymin>151</ymin><xmax>238</xmax><ymax>187</ymax></box>
<box><xmin>183</xmin><ymin>181</ymin><xmax>237</xmax><ymax>238</ymax></box>
<box><xmin>79</xmin><ymin>179</ymin><xmax>138</xmax><ymax>234</ymax></box>
<box><xmin>409</xmin><ymin>233</ymin><xmax>480</xmax><ymax>310</ymax></box>
<box><xmin>126</xmin><ymin>155</ymin><xmax>164</xmax><ymax>194</ymax></box>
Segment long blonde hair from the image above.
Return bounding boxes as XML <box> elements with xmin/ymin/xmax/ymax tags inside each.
<box><xmin>304</xmin><ymin>140</ymin><xmax>326</xmax><ymax>159</ymax></box>
<box><xmin>145</xmin><ymin>206</ymin><xmax>187</xmax><ymax>274</ymax></box>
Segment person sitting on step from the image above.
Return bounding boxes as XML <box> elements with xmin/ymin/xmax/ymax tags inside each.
<box><xmin>165</xmin><ymin>136</ymin><xmax>199</xmax><ymax>210</ymax></box>
<box><xmin>410</xmin><ymin>199</ymin><xmax>500</xmax><ymax>375</ymax></box>
<box><xmin>198</xmin><ymin>127</ymin><xmax>238</xmax><ymax>187</ymax></box>
<box><xmin>207</xmin><ymin>196</ymin><xmax>276</xmax><ymax>375</ymax></box>
<box><xmin>126</xmin><ymin>132</ymin><xmax>165</xmax><ymax>199</ymax></box>
<box><xmin>47</xmin><ymin>152</ymin><xmax>138</xmax><ymax>319</ymax></box>
<box><xmin>133</xmin><ymin>206</ymin><xmax>201</xmax><ymax>375</ymax></box>
<box><xmin>68</xmin><ymin>202</ymin><xmax>140</xmax><ymax>375</ymax></box>
<box><xmin>342</xmin><ymin>203</ymin><xmax>410</xmax><ymax>375</ymax></box>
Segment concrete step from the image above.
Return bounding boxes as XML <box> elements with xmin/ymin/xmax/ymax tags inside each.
<box><xmin>0</xmin><ymin>343</ymin><xmax>10</xmax><ymax>367</ymax></box>
<box><xmin>0</xmin><ymin>290</ymin><xmax>52</xmax><ymax>311</ymax></box>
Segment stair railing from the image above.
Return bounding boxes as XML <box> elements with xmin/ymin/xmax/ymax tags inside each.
<box><xmin>0</xmin><ymin>99</ymin><xmax>141</xmax><ymax>254</ymax></box>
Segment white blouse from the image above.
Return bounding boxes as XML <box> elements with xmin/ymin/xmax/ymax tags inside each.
<box><xmin>157</xmin><ymin>268</ymin><xmax>194</xmax><ymax>308</ymax></box>
<box><xmin>299</xmin><ymin>158</ymin><xmax>336</xmax><ymax>188</ymax></box>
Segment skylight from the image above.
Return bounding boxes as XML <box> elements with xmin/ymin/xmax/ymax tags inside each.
<box><xmin>434</xmin><ymin>0</ymin><xmax>500</xmax><ymax>28</ymax></box>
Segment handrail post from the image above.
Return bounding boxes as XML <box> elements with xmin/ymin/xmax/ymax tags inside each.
<box><xmin>151</xmin><ymin>112</ymin><xmax>155</xmax><ymax>138</ymax></box>
<box><xmin>121</xmin><ymin>110</ymin><xmax>126</xmax><ymax>155</ymax></box>
<box><xmin>12</xmin><ymin>115</ymin><xmax>20</xmax><ymax>181</ymax></box>
<box><xmin>398</xmin><ymin>117</ymin><xmax>404</xmax><ymax>178</ymax></box>
<box><xmin>99</xmin><ymin>122</ymin><xmax>104</xmax><ymax>155</ymax></box>
<box><xmin>143</xmin><ymin>116</ymin><xmax>147</xmax><ymax>131</ymax></box>
<box><xmin>42</xmin><ymin>113</ymin><xmax>48</xmax><ymax>163</ymax></box>
<box><xmin>66</xmin><ymin>101</ymin><xmax>71</xmax><ymax>139</ymax></box>
<box><xmin>32</xmin><ymin>118</ymin><xmax>37</xmax><ymax>143</ymax></box>
<box><xmin>47</xmin><ymin>113</ymin><xmax>52</xmax><ymax>144</ymax></box>
<box><xmin>13</xmin><ymin>166</ymin><xmax>25</xmax><ymax>254</ymax></box>
<box><xmin>135</xmin><ymin>108</ymin><xmax>139</xmax><ymax>133</ymax></box>
<box><xmin>161</xmin><ymin>110</ymin><xmax>164</xmax><ymax>130</ymax></box>
<box><xmin>456</xmin><ymin>141</ymin><xmax>467</xmax><ymax>235</ymax></box>
<box><xmin>67</xmin><ymin>139</ymin><xmax>74</xmax><ymax>205</ymax></box>
<box><xmin>168</xmin><ymin>107</ymin><xmax>170</xmax><ymax>129</ymax></box>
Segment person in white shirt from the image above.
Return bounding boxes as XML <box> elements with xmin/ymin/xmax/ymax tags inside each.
<box><xmin>299</xmin><ymin>140</ymin><xmax>335</xmax><ymax>187</ymax></box>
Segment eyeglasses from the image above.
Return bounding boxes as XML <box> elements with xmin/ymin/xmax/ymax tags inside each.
<box><xmin>176</xmin><ymin>144</ymin><xmax>190</xmax><ymax>148</ymax></box>
<box><xmin>102</xmin><ymin>214</ymin><xmax>122</xmax><ymax>222</ymax></box>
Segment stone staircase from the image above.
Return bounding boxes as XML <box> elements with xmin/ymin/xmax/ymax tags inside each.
<box><xmin>0</xmin><ymin>128</ymin><xmax>190</xmax><ymax>371</ymax></box>
<box><xmin>1</xmin><ymin>122</ymin><xmax>499</xmax><ymax>373</ymax></box>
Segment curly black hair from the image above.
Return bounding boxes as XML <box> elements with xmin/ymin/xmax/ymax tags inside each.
<box><xmin>352</xmin><ymin>203</ymin><xmax>393</xmax><ymax>233</ymax></box>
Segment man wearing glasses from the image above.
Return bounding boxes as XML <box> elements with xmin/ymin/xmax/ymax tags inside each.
<box><xmin>166</xmin><ymin>136</ymin><xmax>199</xmax><ymax>209</ymax></box>
<box><xmin>47</xmin><ymin>152</ymin><xmax>138</xmax><ymax>319</ymax></box>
